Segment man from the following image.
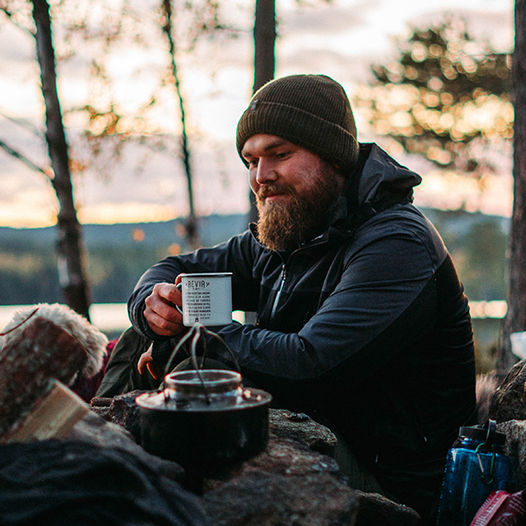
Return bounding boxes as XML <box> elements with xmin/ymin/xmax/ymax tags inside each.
<box><xmin>102</xmin><ymin>74</ymin><xmax>476</xmax><ymax>520</ymax></box>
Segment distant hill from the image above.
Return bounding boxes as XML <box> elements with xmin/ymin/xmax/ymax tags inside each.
<box><xmin>0</xmin><ymin>207</ymin><xmax>508</xmax><ymax>250</ymax></box>
<box><xmin>0</xmin><ymin>213</ymin><xmax>248</xmax><ymax>250</ymax></box>
<box><xmin>0</xmin><ymin>208</ymin><xmax>510</xmax><ymax>307</ymax></box>
<box><xmin>0</xmin><ymin>213</ymin><xmax>248</xmax><ymax>306</ymax></box>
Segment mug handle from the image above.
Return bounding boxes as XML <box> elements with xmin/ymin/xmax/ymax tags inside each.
<box><xmin>174</xmin><ymin>282</ymin><xmax>183</xmax><ymax>315</ymax></box>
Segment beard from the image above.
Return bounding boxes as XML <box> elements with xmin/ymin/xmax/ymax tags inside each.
<box><xmin>256</xmin><ymin>172</ymin><xmax>342</xmax><ymax>251</ymax></box>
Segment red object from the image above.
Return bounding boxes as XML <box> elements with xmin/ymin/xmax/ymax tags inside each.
<box><xmin>71</xmin><ymin>339</ymin><xmax>116</xmax><ymax>402</ymax></box>
<box><xmin>470</xmin><ymin>490</ymin><xmax>526</xmax><ymax>526</ymax></box>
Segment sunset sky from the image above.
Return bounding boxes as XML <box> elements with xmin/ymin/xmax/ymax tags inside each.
<box><xmin>0</xmin><ymin>0</ymin><xmax>514</xmax><ymax>228</ymax></box>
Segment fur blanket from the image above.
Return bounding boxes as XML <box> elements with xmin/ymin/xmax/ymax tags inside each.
<box><xmin>0</xmin><ymin>303</ymin><xmax>108</xmax><ymax>379</ymax></box>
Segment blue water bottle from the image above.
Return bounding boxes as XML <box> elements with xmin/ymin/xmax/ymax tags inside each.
<box><xmin>436</xmin><ymin>420</ymin><xmax>511</xmax><ymax>526</ymax></box>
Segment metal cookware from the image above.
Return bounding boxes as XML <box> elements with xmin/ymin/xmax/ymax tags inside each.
<box><xmin>136</xmin><ymin>368</ymin><xmax>272</xmax><ymax>475</ymax></box>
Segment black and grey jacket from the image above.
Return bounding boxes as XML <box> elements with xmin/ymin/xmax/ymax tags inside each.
<box><xmin>129</xmin><ymin>143</ymin><xmax>476</xmax><ymax>513</ymax></box>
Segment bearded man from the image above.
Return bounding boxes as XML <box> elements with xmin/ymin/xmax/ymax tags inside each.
<box><xmin>99</xmin><ymin>75</ymin><xmax>476</xmax><ymax>522</ymax></box>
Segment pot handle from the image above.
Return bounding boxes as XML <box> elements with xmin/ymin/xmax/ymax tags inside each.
<box><xmin>163</xmin><ymin>323</ymin><xmax>241</xmax><ymax>379</ymax></box>
<box><xmin>162</xmin><ymin>323</ymin><xmax>241</xmax><ymax>404</ymax></box>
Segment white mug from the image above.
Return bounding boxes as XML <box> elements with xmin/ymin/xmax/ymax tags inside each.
<box><xmin>176</xmin><ymin>272</ymin><xmax>233</xmax><ymax>327</ymax></box>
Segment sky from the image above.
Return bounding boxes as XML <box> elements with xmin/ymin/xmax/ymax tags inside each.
<box><xmin>0</xmin><ymin>0</ymin><xmax>515</xmax><ymax>228</ymax></box>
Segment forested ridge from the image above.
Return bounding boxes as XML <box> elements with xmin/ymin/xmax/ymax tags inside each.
<box><xmin>0</xmin><ymin>209</ymin><xmax>508</xmax><ymax>307</ymax></box>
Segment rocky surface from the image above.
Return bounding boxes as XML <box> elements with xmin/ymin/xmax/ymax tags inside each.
<box><xmin>268</xmin><ymin>410</ymin><xmax>338</xmax><ymax>456</ymax></box>
<box><xmin>202</xmin><ymin>471</ymin><xmax>358</xmax><ymax>526</ymax></box>
<box><xmin>490</xmin><ymin>359</ymin><xmax>526</xmax><ymax>422</ymax></box>
<box><xmin>352</xmin><ymin>491</ymin><xmax>422</xmax><ymax>526</ymax></box>
<box><xmin>90</xmin><ymin>390</ymin><xmax>146</xmax><ymax>443</ymax></box>
<box><xmin>498</xmin><ymin>419</ymin><xmax>526</xmax><ymax>489</ymax></box>
<box><xmin>90</xmin><ymin>394</ymin><xmax>422</xmax><ymax>525</ymax></box>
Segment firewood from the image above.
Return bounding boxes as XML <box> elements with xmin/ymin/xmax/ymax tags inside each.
<box><xmin>2</xmin><ymin>380</ymin><xmax>89</xmax><ymax>443</ymax></box>
<box><xmin>0</xmin><ymin>317</ymin><xmax>88</xmax><ymax>439</ymax></box>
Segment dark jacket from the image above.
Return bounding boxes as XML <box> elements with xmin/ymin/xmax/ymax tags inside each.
<box><xmin>129</xmin><ymin>143</ymin><xmax>476</xmax><ymax>515</ymax></box>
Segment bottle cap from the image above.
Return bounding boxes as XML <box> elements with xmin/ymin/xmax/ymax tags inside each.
<box><xmin>459</xmin><ymin>419</ymin><xmax>506</xmax><ymax>447</ymax></box>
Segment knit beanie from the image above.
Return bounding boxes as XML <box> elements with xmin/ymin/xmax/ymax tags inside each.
<box><xmin>236</xmin><ymin>74</ymin><xmax>360</xmax><ymax>171</ymax></box>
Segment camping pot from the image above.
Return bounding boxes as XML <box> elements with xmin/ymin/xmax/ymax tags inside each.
<box><xmin>136</xmin><ymin>369</ymin><xmax>272</xmax><ymax>475</ymax></box>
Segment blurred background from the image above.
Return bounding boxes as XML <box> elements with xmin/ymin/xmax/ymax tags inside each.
<box><xmin>0</xmin><ymin>0</ymin><xmax>515</xmax><ymax>372</ymax></box>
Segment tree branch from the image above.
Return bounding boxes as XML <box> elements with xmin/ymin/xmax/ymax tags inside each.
<box><xmin>0</xmin><ymin>7</ymin><xmax>35</xmax><ymax>37</ymax></box>
<box><xmin>0</xmin><ymin>139</ymin><xmax>51</xmax><ymax>178</ymax></box>
<box><xmin>0</xmin><ymin>111</ymin><xmax>43</xmax><ymax>138</ymax></box>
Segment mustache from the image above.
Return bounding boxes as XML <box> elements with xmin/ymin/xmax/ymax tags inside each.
<box><xmin>257</xmin><ymin>183</ymin><xmax>295</xmax><ymax>201</ymax></box>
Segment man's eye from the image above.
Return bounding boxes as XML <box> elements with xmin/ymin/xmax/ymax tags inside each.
<box><xmin>276</xmin><ymin>151</ymin><xmax>290</xmax><ymax>159</ymax></box>
<box><xmin>248</xmin><ymin>159</ymin><xmax>259</xmax><ymax>168</ymax></box>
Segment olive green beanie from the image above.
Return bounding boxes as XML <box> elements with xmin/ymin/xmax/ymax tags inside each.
<box><xmin>236</xmin><ymin>74</ymin><xmax>360</xmax><ymax>171</ymax></box>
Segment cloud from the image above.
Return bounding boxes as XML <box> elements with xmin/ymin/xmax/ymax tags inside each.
<box><xmin>280</xmin><ymin>1</ymin><xmax>378</xmax><ymax>35</ymax></box>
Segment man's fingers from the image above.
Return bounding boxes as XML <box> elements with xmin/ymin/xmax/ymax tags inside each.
<box><xmin>144</xmin><ymin>306</ymin><xmax>183</xmax><ymax>336</ymax></box>
<box><xmin>153</xmin><ymin>282</ymin><xmax>182</xmax><ymax>306</ymax></box>
<box><xmin>144</xmin><ymin>282</ymin><xmax>184</xmax><ymax>336</ymax></box>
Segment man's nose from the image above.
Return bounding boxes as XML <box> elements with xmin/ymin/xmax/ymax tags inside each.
<box><xmin>255</xmin><ymin>158</ymin><xmax>278</xmax><ymax>185</ymax></box>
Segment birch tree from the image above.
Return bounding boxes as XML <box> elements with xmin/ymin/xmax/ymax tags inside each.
<box><xmin>31</xmin><ymin>0</ymin><xmax>91</xmax><ymax>317</ymax></box>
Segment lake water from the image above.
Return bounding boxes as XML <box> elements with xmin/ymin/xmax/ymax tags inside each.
<box><xmin>0</xmin><ymin>303</ymin><xmax>246</xmax><ymax>338</ymax></box>
<box><xmin>0</xmin><ymin>301</ymin><xmax>506</xmax><ymax>371</ymax></box>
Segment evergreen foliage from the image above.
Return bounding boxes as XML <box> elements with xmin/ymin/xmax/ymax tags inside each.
<box><xmin>355</xmin><ymin>18</ymin><xmax>512</xmax><ymax>177</ymax></box>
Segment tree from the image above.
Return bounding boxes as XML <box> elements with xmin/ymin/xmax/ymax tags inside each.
<box><xmin>2</xmin><ymin>0</ymin><xmax>229</xmax><ymax>256</ymax></box>
<box><xmin>355</xmin><ymin>16</ymin><xmax>519</xmax><ymax>372</ymax></box>
<box><xmin>160</xmin><ymin>0</ymin><xmax>200</xmax><ymax>250</ymax></box>
<box><xmin>253</xmin><ymin>0</ymin><xmax>276</xmax><ymax>94</ymax></box>
<box><xmin>355</xmin><ymin>18</ymin><xmax>512</xmax><ymax>180</ymax></box>
<box><xmin>498</xmin><ymin>0</ymin><xmax>526</xmax><ymax>374</ymax></box>
<box><xmin>248</xmin><ymin>0</ymin><xmax>276</xmax><ymax>225</ymax></box>
<box><xmin>1</xmin><ymin>0</ymin><xmax>92</xmax><ymax>318</ymax></box>
<box><xmin>62</xmin><ymin>0</ymin><xmax>226</xmax><ymax>251</ymax></box>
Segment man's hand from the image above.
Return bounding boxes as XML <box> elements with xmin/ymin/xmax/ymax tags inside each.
<box><xmin>143</xmin><ymin>279</ymin><xmax>184</xmax><ymax>337</ymax></box>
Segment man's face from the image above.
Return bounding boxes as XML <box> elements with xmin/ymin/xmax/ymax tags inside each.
<box><xmin>241</xmin><ymin>134</ymin><xmax>345</xmax><ymax>251</ymax></box>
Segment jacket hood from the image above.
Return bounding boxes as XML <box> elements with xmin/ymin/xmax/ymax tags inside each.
<box><xmin>353</xmin><ymin>143</ymin><xmax>422</xmax><ymax>206</ymax></box>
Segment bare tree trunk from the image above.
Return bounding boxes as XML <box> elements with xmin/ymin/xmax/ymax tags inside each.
<box><xmin>253</xmin><ymin>0</ymin><xmax>276</xmax><ymax>94</ymax></box>
<box><xmin>248</xmin><ymin>0</ymin><xmax>276</xmax><ymax>224</ymax></box>
<box><xmin>32</xmin><ymin>0</ymin><xmax>91</xmax><ymax>319</ymax></box>
<box><xmin>161</xmin><ymin>0</ymin><xmax>200</xmax><ymax>251</ymax></box>
<box><xmin>498</xmin><ymin>0</ymin><xmax>526</xmax><ymax>374</ymax></box>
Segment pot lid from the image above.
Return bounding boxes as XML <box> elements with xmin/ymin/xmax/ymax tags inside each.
<box><xmin>136</xmin><ymin>369</ymin><xmax>272</xmax><ymax>413</ymax></box>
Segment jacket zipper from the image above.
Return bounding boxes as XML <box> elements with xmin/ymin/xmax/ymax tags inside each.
<box><xmin>267</xmin><ymin>238</ymin><xmax>328</xmax><ymax>322</ymax></box>
<box><xmin>270</xmin><ymin>264</ymin><xmax>286</xmax><ymax>319</ymax></box>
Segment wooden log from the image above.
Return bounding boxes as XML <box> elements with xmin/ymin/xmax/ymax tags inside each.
<box><xmin>0</xmin><ymin>317</ymin><xmax>88</xmax><ymax>438</ymax></box>
<box><xmin>2</xmin><ymin>380</ymin><xmax>89</xmax><ymax>443</ymax></box>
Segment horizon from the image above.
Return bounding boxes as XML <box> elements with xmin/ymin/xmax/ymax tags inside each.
<box><xmin>0</xmin><ymin>202</ymin><xmax>512</xmax><ymax>232</ymax></box>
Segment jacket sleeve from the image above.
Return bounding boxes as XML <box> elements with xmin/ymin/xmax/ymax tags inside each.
<box><xmin>128</xmin><ymin>231</ymin><xmax>260</xmax><ymax>340</ymax></box>
<box><xmin>212</xmin><ymin>231</ymin><xmax>445</xmax><ymax>386</ymax></box>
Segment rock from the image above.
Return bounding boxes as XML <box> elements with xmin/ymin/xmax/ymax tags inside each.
<box><xmin>231</xmin><ymin>427</ymin><xmax>342</xmax><ymax>480</ymax></box>
<box><xmin>202</xmin><ymin>471</ymin><xmax>359</xmax><ymax>526</ymax></box>
<box><xmin>89</xmin><ymin>393</ymin><xmax>421</xmax><ymax>524</ymax></box>
<box><xmin>90</xmin><ymin>390</ymin><xmax>147</xmax><ymax>442</ymax></box>
<box><xmin>269</xmin><ymin>409</ymin><xmax>338</xmax><ymax>456</ymax></box>
<box><xmin>202</xmin><ymin>412</ymin><xmax>421</xmax><ymax>525</ymax></box>
<box><xmin>489</xmin><ymin>360</ymin><xmax>526</xmax><ymax>422</ymax></box>
<box><xmin>498</xmin><ymin>420</ymin><xmax>526</xmax><ymax>489</ymax></box>
<box><xmin>353</xmin><ymin>491</ymin><xmax>422</xmax><ymax>526</ymax></box>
